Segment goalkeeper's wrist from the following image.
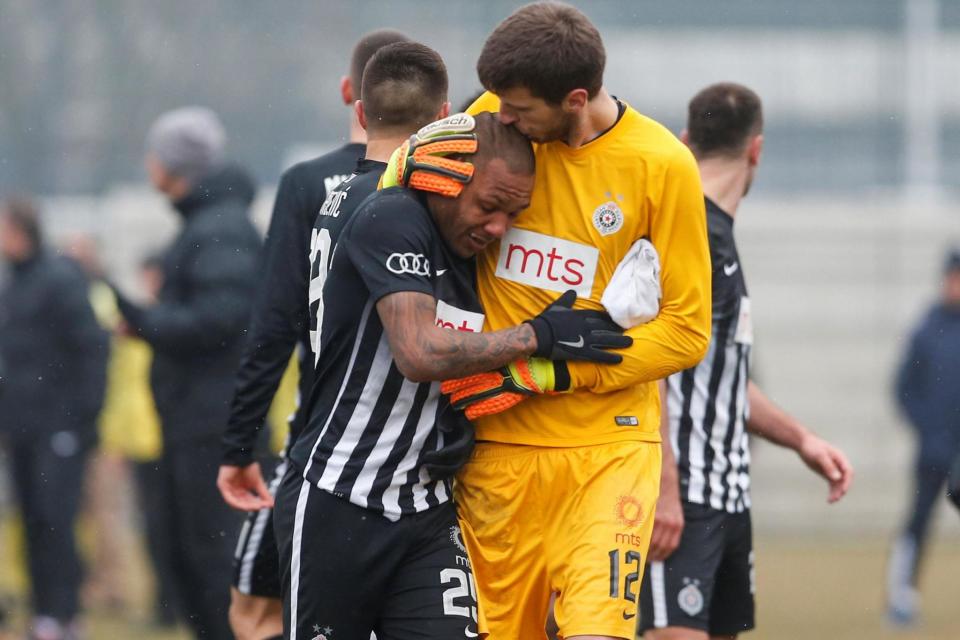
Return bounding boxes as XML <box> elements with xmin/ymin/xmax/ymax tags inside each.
<box><xmin>551</xmin><ymin>360</ymin><xmax>571</xmax><ymax>392</ymax></box>
<box><xmin>512</xmin><ymin>358</ymin><xmax>571</xmax><ymax>393</ymax></box>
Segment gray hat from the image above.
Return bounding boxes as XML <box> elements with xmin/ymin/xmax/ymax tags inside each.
<box><xmin>146</xmin><ymin>106</ymin><xmax>226</xmax><ymax>183</ymax></box>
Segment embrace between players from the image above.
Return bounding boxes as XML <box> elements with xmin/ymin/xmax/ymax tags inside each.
<box><xmin>218</xmin><ymin>3</ymin><xmax>854</xmax><ymax>640</ymax></box>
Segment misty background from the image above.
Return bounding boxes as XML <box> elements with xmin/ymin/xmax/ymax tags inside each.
<box><xmin>1</xmin><ymin>0</ymin><xmax>959</xmax><ymax>539</ymax></box>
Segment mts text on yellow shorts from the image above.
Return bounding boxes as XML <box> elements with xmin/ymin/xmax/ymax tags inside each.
<box><xmin>455</xmin><ymin>439</ymin><xmax>661</xmax><ymax>639</ymax></box>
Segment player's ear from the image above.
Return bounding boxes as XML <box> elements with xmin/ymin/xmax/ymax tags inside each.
<box><xmin>561</xmin><ymin>88</ymin><xmax>589</xmax><ymax>113</ymax></box>
<box><xmin>748</xmin><ymin>133</ymin><xmax>763</xmax><ymax>167</ymax></box>
<box><xmin>679</xmin><ymin>129</ymin><xmax>691</xmax><ymax>147</ymax></box>
<box><xmin>340</xmin><ymin>75</ymin><xmax>353</xmax><ymax>106</ymax></box>
<box><xmin>437</xmin><ymin>101</ymin><xmax>452</xmax><ymax>120</ymax></box>
<box><xmin>356</xmin><ymin>100</ymin><xmax>368</xmax><ymax>131</ymax></box>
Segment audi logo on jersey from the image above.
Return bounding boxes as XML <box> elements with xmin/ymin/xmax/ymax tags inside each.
<box><xmin>494</xmin><ymin>227</ymin><xmax>599</xmax><ymax>297</ymax></box>
<box><xmin>386</xmin><ymin>252</ymin><xmax>431</xmax><ymax>276</ymax></box>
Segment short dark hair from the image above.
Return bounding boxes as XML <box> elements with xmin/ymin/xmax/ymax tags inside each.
<box><xmin>362</xmin><ymin>42</ymin><xmax>448</xmax><ymax>133</ymax></box>
<box><xmin>686</xmin><ymin>83</ymin><xmax>764</xmax><ymax>159</ymax></box>
<box><xmin>945</xmin><ymin>248</ymin><xmax>960</xmax><ymax>274</ymax></box>
<box><xmin>477</xmin><ymin>2</ymin><xmax>605</xmax><ymax>104</ymax></box>
<box><xmin>1</xmin><ymin>195</ymin><xmax>42</xmax><ymax>248</ymax></box>
<box><xmin>349</xmin><ymin>29</ymin><xmax>411</xmax><ymax>95</ymax></box>
<box><xmin>471</xmin><ymin>112</ymin><xmax>535</xmax><ymax>176</ymax></box>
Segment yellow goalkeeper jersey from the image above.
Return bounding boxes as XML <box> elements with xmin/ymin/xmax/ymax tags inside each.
<box><xmin>467</xmin><ymin>93</ymin><xmax>711</xmax><ymax>447</ymax></box>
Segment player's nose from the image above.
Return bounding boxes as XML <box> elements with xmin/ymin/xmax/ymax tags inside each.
<box><xmin>483</xmin><ymin>212</ymin><xmax>510</xmax><ymax>239</ymax></box>
<box><xmin>498</xmin><ymin>110</ymin><xmax>518</xmax><ymax>126</ymax></box>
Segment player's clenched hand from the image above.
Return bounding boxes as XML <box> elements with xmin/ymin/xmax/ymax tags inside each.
<box><xmin>421</xmin><ymin>410</ymin><xmax>476</xmax><ymax>480</ymax></box>
<box><xmin>648</xmin><ymin>467</ymin><xmax>685</xmax><ymax>562</ymax></box>
<box><xmin>217</xmin><ymin>463</ymin><xmax>275</xmax><ymax>512</ymax></box>
<box><xmin>526</xmin><ymin>289</ymin><xmax>632</xmax><ymax>363</ymax></box>
<box><xmin>441</xmin><ymin>357</ymin><xmax>570</xmax><ymax>419</ymax></box>
<box><xmin>797</xmin><ymin>434</ymin><xmax>854</xmax><ymax>504</ymax></box>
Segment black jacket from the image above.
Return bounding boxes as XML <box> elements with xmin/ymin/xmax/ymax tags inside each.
<box><xmin>117</xmin><ymin>165</ymin><xmax>262</xmax><ymax>446</ymax></box>
<box><xmin>895</xmin><ymin>303</ymin><xmax>960</xmax><ymax>465</ymax></box>
<box><xmin>0</xmin><ymin>251</ymin><xmax>109</xmax><ymax>445</ymax></box>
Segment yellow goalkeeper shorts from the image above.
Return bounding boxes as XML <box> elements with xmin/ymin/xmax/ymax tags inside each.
<box><xmin>455</xmin><ymin>439</ymin><xmax>660</xmax><ymax>639</ymax></box>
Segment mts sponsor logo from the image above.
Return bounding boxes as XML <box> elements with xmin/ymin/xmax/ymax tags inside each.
<box><xmin>435</xmin><ymin>300</ymin><xmax>485</xmax><ymax>333</ymax></box>
<box><xmin>615</xmin><ymin>532</ymin><xmax>645</xmax><ymax>546</ymax></box>
<box><xmin>495</xmin><ymin>228</ymin><xmax>599</xmax><ymax>297</ymax></box>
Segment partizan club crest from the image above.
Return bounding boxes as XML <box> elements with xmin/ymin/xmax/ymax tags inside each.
<box><xmin>677</xmin><ymin>578</ymin><xmax>704</xmax><ymax>617</ymax></box>
<box><xmin>592</xmin><ymin>200</ymin><xmax>624</xmax><ymax>236</ymax></box>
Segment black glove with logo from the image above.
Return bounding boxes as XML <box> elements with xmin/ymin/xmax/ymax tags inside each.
<box><xmin>421</xmin><ymin>408</ymin><xmax>476</xmax><ymax>481</ymax></box>
<box><xmin>525</xmin><ymin>290</ymin><xmax>632</xmax><ymax>364</ymax></box>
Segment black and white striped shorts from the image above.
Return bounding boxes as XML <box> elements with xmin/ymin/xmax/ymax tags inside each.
<box><xmin>638</xmin><ymin>502</ymin><xmax>755</xmax><ymax>636</ymax></box>
<box><xmin>231</xmin><ymin>457</ymin><xmax>287</xmax><ymax>598</ymax></box>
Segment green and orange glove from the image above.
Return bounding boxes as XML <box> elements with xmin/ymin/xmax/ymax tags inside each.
<box><xmin>441</xmin><ymin>357</ymin><xmax>571</xmax><ymax>420</ymax></box>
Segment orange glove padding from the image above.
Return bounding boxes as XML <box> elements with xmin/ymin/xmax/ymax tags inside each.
<box><xmin>440</xmin><ymin>358</ymin><xmax>570</xmax><ymax>420</ymax></box>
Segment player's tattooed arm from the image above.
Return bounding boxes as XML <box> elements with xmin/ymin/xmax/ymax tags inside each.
<box><xmin>377</xmin><ymin>291</ymin><xmax>537</xmax><ymax>382</ymax></box>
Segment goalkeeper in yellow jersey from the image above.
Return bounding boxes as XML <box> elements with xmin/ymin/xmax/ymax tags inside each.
<box><xmin>442</xmin><ymin>3</ymin><xmax>712</xmax><ymax>639</ymax></box>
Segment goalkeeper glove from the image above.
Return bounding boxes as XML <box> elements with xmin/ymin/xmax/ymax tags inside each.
<box><xmin>441</xmin><ymin>357</ymin><xmax>571</xmax><ymax>420</ymax></box>
<box><xmin>527</xmin><ymin>290</ymin><xmax>632</xmax><ymax>363</ymax></box>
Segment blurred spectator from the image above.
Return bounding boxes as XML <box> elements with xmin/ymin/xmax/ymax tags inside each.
<box><xmin>949</xmin><ymin>453</ymin><xmax>960</xmax><ymax>513</ymax></box>
<box><xmin>63</xmin><ymin>234</ymin><xmax>134</xmax><ymax>615</ymax></box>
<box><xmin>124</xmin><ymin>255</ymin><xmax>182</xmax><ymax>629</ymax></box>
<box><xmin>0</xmin><ymin>196</ymin><xmax>109</xmax><ymax>640</ymax></box>
<box><xmin>886</xmin><ymin>248</ymin><xmax>960</xmax><ymax>626</ymax></box>
<box><xmin>112</xmin><ymin>106</ymin><xmax>261</xmax><ymax>640</ymax></box>
<box><xmin>65</xmin><ymin>239</ymin><xmax>179</xmax><ymax>627</ymax></box>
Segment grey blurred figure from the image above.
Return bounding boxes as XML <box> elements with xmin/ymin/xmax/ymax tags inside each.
<box><xmin>0</xmin><ymin>197</ymin><xmax>109</xmax><ymax>640</ymax></box>
<box><xmin>886</xmin><ymin>249</ymin><xmax>960</xmax><ymax>626</ymax></box>
<box><xmin>112</xmin><ymin>107</ymin><xmax>261</xmax><ymax>639</ymax></box>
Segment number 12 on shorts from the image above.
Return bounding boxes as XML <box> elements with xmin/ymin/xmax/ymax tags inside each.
<box><xmin>608</xmin><ymin>549</ymin><xmax>642</xmax><ymax>601</ymax></box>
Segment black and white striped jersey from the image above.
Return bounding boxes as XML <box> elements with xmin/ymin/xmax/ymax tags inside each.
<box><xmin>290</xmin><ymin>185</ymin><xmax>484</xmax><ymax>521</ymax></box>
<box><xmin>668</xmin><ymin>197</ymin><xmax>753</xmax><ymax>513</ymax></box>
<box><xmin>222</xmin><ymin>143</ymin><xmax>363</xmax><ymax>467</ymax></box>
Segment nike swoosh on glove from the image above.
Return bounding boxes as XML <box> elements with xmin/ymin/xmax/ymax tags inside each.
<box><xmin>526</xmin><ymin>290</ymin><xmax>633</xmax><ymax>363</ymax></box>
<box><xmin>421</xmin><ymin>408</ymin><xmax>476</xmax><ymax>480</ymax></box>
<box><xmin>440</xmin><ymin>357</ymin><xmax>571</xmax><ymax>420</ymax></box>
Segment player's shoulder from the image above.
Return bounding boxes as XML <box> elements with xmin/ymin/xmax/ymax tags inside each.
<box><xmin>338</xmin><ymin>159</ymin><xmax>386</xmax><ymax>192</ymax></box>
<box><xmin>705</xmin><ymin>199</ymin><xmax>734</xmax><ymax>235</ymax></box>
<box><xmin>705</xmin><ymin>202</ymin><xmax>736</xmax><ymax>260</ymax></box>
<box><xmin>282</xmin><ymin>143</ymin><xmax>364</xmax><ymax>188</ymax></box>
<box><xmin>617</xmin><ymin>104</ymin><xmax>697</xmax><ymax>168</ymax></box>
<box><xmin>465</xmin><ymin>91</ymin><xmax>500</xmax><ymax>116</ymax></box>
<box><xmin>350</xmin><ymin>187</ymin><xmax>432</xmax><ymax>235</ymax></box>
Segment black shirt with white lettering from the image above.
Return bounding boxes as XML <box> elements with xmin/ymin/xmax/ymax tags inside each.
<box><xmin>306</xmin><ymin>159</ymin><xmax>387</xmax><ymax>361</ymax></box>
<box><xmin>290</xmin><ymin>186</ymin><xmax>483</xmax><ymax>521</ymax></box>
<box><xmin>223</xmin><ymin>144</ymin><xmax>363</xmax><ymax>467</ymax></box>
<box><xmin>668</xmin><ymin>197</ymin><xmax>753</xmax><ymax>513</ymax></box>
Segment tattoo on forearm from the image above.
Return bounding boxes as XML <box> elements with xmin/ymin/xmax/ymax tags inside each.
<box><xmin>378</xmin><ymin>292</ymin><xmax>537</xmax><ymax>380</ymax></box>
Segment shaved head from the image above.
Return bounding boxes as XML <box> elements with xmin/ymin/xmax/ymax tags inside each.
<box><xmin>470</xmin><ymin>111</ymin><xmax>535</xmax><ymax>176</ymax></box>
